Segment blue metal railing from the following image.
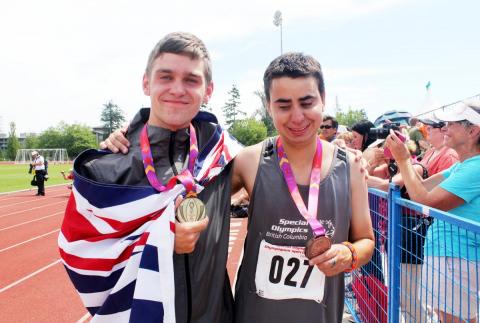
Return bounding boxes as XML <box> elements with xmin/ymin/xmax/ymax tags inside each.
<box><xmin>345</xmin><ymin>185</ymin><xmax>480</xmax><ymax>322</ymax></box>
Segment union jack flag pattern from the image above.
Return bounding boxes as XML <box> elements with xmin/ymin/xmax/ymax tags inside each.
<box><xmin>58</xmin><ymin>126</ymin><xmax>242</xmax><ymax>322</ymax></box>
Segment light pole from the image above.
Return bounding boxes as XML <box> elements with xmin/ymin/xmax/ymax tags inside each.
<box><xmin>273</xmin><ymin>10</ymin><xmax>283</xmax><ymax>54</ymax></box>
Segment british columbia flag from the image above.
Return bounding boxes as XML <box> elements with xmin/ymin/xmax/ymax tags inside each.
<box><xmin>58</xmin><ymin>126</ymin><xmax>242</xmax><ymax>322</ymax></box>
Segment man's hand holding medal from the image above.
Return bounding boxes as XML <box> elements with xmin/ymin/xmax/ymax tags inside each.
<box><xmin>140</xmin><ymin>123</ymin><xmax>210</xmax><ymax>254</ymax></box>
<box><xmin>174</xmin><ymin>195</ymin><xmax>209</xmax><ymax>254</ymax></box>
<box><xmin>306</xmin><ymin>242</ymin><xmax>356</xmax><ymax>277</ymax></box>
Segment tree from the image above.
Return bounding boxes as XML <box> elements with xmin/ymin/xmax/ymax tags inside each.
<box><xmin>37</xmin><ymin>126</ymin><xmax>64</xmax><ymax>149</ymax></box>
<box><xmin>335</xmin><ymin>107</ymin><xmax>369</xmax><ymax>128</ymax></box>
<box><xmin>200</xmin><ymin>102</ymin><xmax>212</xmax><ymax>112</ymax></box>
<box><xmin>253</xmin><ymin>90</ymin><xmax>276</xmax><ymax>136</ymax></box>
<box><xmin>23</xmin><ymin>134</ymin><xmax>39</xmax><ymax>149</ymax></box>
<box><xmin>230</xmin><ymin>118</ymin><xmax>267</xmax><ymax>146</ymax></box>
<box><xmin>101</xmin><ymin>100</ymin><xmax>126</xmax><ymax>134</ymax></box>
<box><xmin>37</xmin><ymin>122</ymin><xmax>97</xmax><ymax>158</ymax></box>
<box><xmin>222</xmin><ymin>84</ymin><xmax>245</xmax><ymax>130</ymax></box>
<box><xmin>63</xmin><ymin>124</ymin><xmax>97</xmax><ymax>157</ymax></box>
<box><xmin>6</xmin><ymin>122</ymin><xmax>20</xmax><ymax>160</ymax></box>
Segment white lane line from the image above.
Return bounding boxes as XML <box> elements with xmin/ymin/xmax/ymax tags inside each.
<box><xmin>0</xmin><ymin>259</ymin><xmax>61</xmax><ymax>293</ymax></box>
<box><xmin>0</xmin><ymin>211</ymin><xmax>63</xmax><ymax>232</ymax></box>
<box><xmin>0</xmin><ymin>201</ymin><xmax>66</xmax><ymax>219</ymax></box>
<box><xmin>0</xmin><ymin>229</ymin><xmax>60</xmax><ymax>253</ymax></box>
<box><xmin>0</xmin><ymin>193</ymin><xmax>68</xmax><ymax>209</ymax></box>
<box><xmin>0</xmin><ymin>183</ymin><xmax>69</xmax><ymax>196</ymax></box>
<box><xmin>77</xmin><ymin>312</ymin><xmax>91</xmax><ymax>323</ymax></box>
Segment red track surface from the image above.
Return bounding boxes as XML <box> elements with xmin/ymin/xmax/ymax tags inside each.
<box><xmin>0</xmin><ymin>186</ymin><xmax>247</xmax><ymax>322</ymax></box>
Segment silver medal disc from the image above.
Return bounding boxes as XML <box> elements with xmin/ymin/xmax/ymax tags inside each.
<box><xmin>176</xmin><ymin>197</ymin><xmax>206</xmax><ymax>222</ymax></box>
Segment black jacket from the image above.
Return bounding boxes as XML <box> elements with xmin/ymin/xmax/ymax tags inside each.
<box><xmin>78</xmin><ymin>108</ymin><xmax>234</xmax><ymax>323</ymax></box>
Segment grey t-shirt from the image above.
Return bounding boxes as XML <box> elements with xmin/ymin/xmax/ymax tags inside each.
<box><xmin>234</xmin><ymin>137</ymin><xmax>351</xmax><ymax>323</ymax></box>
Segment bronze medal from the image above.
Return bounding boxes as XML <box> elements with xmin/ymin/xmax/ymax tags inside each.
<box><xmin>176</xmin><ymin>196</ymin><xmax>206</xmax><ymax>222</ymax></box>
<box><xmin>304</xmin><ymin>235</ymin><xmax>331</xmax><ymax>259</ymax></box>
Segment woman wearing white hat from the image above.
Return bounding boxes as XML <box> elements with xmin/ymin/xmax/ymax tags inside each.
<box><xmin>386</xmin><ymin>100</ymin><xmax>480</xmax><ymax>322</ymax></box>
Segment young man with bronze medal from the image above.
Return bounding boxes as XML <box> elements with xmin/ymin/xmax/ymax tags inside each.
<box><xmin>231</xmin><ymin>53</ymin><xmax>374</xmax><ymax>322</ymax></box>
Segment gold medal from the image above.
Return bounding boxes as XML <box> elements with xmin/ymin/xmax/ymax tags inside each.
<box><xmin>304</xmin><ymin>235</ymin><xmax>331</xmax><ymax>259</ymax></box>
<box><xmin>176</xmin><ymin>194</ymin><xmax>206</xmax><ymax>222</ymax></box>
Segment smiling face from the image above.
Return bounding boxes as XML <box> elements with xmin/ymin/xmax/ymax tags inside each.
<box><xmin>267</xmin><ymin>76</ymin><xmax>324</xmax><ymax>147</ymax></box>
<box><xmin>442</xmin><ymin>121</ymin><xmax>472</xmax><ymax>150</ymax></box>
<box><xmin>143</xmin><ymin>53</ymin><xmax>213</xmax><ymax>130</ymax></box>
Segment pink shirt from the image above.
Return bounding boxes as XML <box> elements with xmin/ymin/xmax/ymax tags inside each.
<box><xmin>421</xmin><ymin>146</ymin><xmax>459</xmax><ymax>175</ymax></box>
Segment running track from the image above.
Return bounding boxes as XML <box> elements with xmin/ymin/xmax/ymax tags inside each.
<box><xmin>0</xmin><ymin>185</ymin><xmax>247</xmax><ymax>322</ymax></box>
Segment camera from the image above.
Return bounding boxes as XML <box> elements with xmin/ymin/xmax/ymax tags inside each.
<box><xmin>368</xmin><ymin>122</ymin><xmax>401</xmax><ymax>139</ymax></box>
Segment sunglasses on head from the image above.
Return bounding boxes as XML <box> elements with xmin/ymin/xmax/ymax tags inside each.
<box><xmin>320</xmin><ymin>125</ymin><xmax>333</xmax><ymax>129</ymax></box>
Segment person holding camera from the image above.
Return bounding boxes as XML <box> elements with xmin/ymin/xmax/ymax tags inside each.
<box><xmin>385</xmin><ymin>100</ymin><xmax>480</xmax><ymax>322</ymax></box>
<box><xmin>30</xmin><ymin>151</ymin><xmax>46</xmax><ymax>196</ymax></box>
<box><xmin>367</xmin><ymin>116</ymin><xmax>458</xmax><ymax>321</ymax></box>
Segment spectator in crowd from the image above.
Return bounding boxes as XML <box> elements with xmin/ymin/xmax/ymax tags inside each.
<box><xmin>367</xmin><ymin>116</ymin><xmax>459</xmax><ymax>322</ymax></box>
<box><xmin>386</xmin><ymin>100</ymin><xmax>480</xmax><ymax>322</ymax></box>
<box><xmin>408</xmin><ymin>117</ymin><xmax>429</xmax><ymax>158</ymax></box>
<box><xmin>368</xmin><ymin>117</ymin><xmax>459</xmax><ymax>190</ymax></box>
<box><xmin>30</xmin><ymin>151</ymin><xmax>46</xmax><ymax>196</ymax></box>
<box><xmin>333</xmin><ymin>131</ymin><xmax>355</xmax><ymax>149</ymax></box>
<box><xmin>319</xmin><ymin>115</ymin><xmax>338</xmax><ymax>142</ymax></box>
<box><xmin>349</xmin><ymin>120</ymin><xmax>387</xmax><ymax>284</ymax></box>
<box><xmin>351</xmin><ymin>120</ymin><xmax>377</xmax><ymax>151</ymax></box>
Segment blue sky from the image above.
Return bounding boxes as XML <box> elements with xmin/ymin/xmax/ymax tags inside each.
<box><xmin>0</xmin><ymin>0</ymin><xmax>478</xmax><ymax>133</ymax></box>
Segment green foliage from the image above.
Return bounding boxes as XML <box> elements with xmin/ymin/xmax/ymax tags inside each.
<box><xmin>23</xmin><ymin>134</ymin><xmax>39</xmax><ymax>149</ymax></box>
<box><xmin>230</xmin><ymin>118</ymin><xmax>267</xmax><ymax>146</ymax></box>
<box><xmin>0</xmin><ymin>150</ymin><xmax>7</xmax><ymax>161</ymax></box>
<box><xmin>38</xmin><ymin>126</ymin><xmax>64</xmax><ymax>148</ymax></box>
<box><xmin>6</xmin><ymin>122</ymin><xmax>20</xmax><ymax>160</ymax></box>
<box><xmin>62</xmin><ymin>124</ymin><xmax>98</xmax><ymax>157</ymax></box>
<box><xmin>101</xmin><ymin>100</ymin><xmax>126</xmax><ymax>134</ymax></box>
<box><xmin>335</xmin><ymin>107</ymin><xmax>369</xmax><ymax>128</ymax></box>
<box><xmin>200</xmin><ymin>102</ymin><xmax>212</xmax><ymax>112</ymax></box>
<box><xmin>222</xmin><ymin>84</ymin><xmax>245</xmax><ymax>130</ymax></box>
<box><xmin>253</xmin><ymin>90</ymin><xmax>277</xmax><ymax>136</ymax></box>
<box><xmin>37</xmin><ymin>122</ymin><xmax>97</xmax><ymax>158</ymax></box>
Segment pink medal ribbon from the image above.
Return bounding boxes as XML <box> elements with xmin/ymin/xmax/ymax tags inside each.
<box><xmin>140</xmin><ymin>124</ymin><xmax>199</xmax><ymax>195</ymax></box>
<box><xmin>276</xmin><ymin>136</ymin><xmax>325</xmax><ymax>237</ymax></box>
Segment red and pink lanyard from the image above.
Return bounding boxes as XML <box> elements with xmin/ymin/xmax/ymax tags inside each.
<box><xmin>140</xmin><ymin>124</ymin><xmax>198</xmax><ymax>194</ymax></box>
<box><xmin>276</xmin><ymin>137</ymin><xmax>326</xmax><ymax>237</ymax></box>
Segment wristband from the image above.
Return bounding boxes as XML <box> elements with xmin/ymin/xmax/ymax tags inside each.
<box><xmin>342</xmin><ymin>241</ymin><xmax>358</xmax><ymax>272</ymax></box>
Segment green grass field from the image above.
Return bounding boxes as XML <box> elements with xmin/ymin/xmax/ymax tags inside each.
<box><xmin>0</xmin><ymin>163</ymin><xmax>73</xmax><ymax>193</ymax></box>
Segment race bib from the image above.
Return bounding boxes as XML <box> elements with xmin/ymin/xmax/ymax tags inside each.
<box><xmin>255</xmin><ymin>240</ymin><xmax>325</xmax><ymax>302</ymax></box>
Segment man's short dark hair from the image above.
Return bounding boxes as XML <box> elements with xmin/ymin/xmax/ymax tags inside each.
<box><xmin>323</xmin><ymin>115</ymin><xmax>338</xmax><ymax>129</ymax></box>
<box><xmin>263</xmin><ymin>52</ymin><xmax>325</xmax><ymax>103</ymax></box>
<box><xmin>146</xmin><ymin>32</ymin><xmax>212</xmax><ymax>84</ymax></box>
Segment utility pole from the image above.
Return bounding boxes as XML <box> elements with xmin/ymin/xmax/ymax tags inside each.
<box><xmin>273</xmin><ymin>11</ymin><xmax>283</xmax><ymax>54</ymax></box>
